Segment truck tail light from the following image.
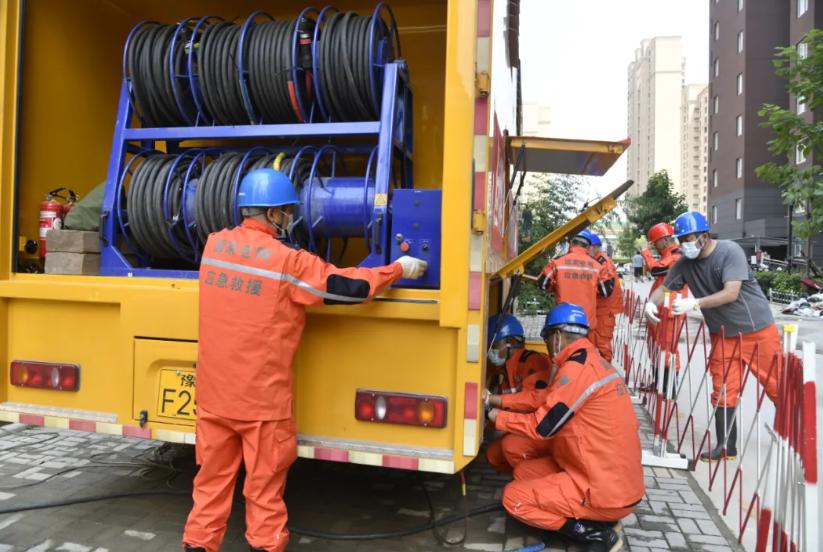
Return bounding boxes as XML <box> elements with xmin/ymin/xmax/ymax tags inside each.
<box><xmin>10</xmin><ymin>361</ymin><xmax>80</xmax><ymax>391</ymax></box>
<box><xmin>355</xmin><ymin>390</ymin><xmax>447</xmax><ymax>428</ymax></box>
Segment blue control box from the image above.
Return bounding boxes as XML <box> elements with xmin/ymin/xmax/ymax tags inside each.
<box><xmin>390</xmin><ymin>189</ymin><xmax>441</xmax><ymax>289</ymax></box>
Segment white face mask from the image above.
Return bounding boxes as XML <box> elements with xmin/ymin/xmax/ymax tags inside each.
<box><xmin>487</xmin><ymin>349</ymin><xmax>507</xmax><ymax>367</ymax></box>
<box><xmin>274</xmin><ymin>210</ymin><xmax>301</xmax><ymax>240</ymax></box>
<box><xmin>681</xmin><ymin>239</ymin><xmax>701</xmax><ymax>259</ymax></box>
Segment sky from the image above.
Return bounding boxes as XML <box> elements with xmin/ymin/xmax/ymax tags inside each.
<box><xmin>519</xmin><ymin>0</ymin><xmax>709</xmax><ymax>203</ymax></box>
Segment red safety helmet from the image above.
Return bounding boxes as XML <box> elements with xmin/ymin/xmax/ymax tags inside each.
<box><xmin>647</xmin><ymin>223</ymin><xmax>674</xmax><ymax>244</ymax></box>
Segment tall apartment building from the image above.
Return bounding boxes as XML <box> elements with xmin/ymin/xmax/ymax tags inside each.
<box><xmin>788</xmin><ymin>0</ymin><xmax>823</xmax><ymax>262</ymax></box>
<box><xmin>680</xmin><ymin>84</ymin><xmax>709</xmax><ymax>214</ymax></box>
<box><xmin>709</xmin><ymin>0</ymin><xmax>823</xmax><ymax>264</ymax></box>
<box><xmin>626</xmin><ymin>36</ymin><xmax>684</xmax><ymax>198</ymax></box>
<box><xmin>521</xmin><ymin>102</ymin><xmax>551</xmax><ymax>136</ymax></box>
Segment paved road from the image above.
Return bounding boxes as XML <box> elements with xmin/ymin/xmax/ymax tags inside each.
<box><xmin>0</xmin><ymin>409</ymin><xmax>743</xmax><ymax>551</ymax></box>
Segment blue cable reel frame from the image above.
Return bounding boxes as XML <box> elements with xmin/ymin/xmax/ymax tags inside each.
<box><xmin>102</xmin><ymin>15</ymin><xmax>414</xmax><ymax>278</ymax></box>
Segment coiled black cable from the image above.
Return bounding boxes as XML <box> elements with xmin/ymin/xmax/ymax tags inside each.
<box><xmin>127</xmin><ymin>155</ymin><xmax>195</xmax><ymax>260</ymax></box>
<box><xmin>126</xmin><ymin>23</ymin><xmax>195</xmax><ymax>126</ymax></box>
<box><xmin>317</xmin><ymin>11</ymin><xmax>392</xmax><ymax>121</ymax></box>
<box><xmin>194</xmin><ymin>152</ymin><xmax>257</xmax><ymax>242</ymax></box>
<box><xmin>199</xmin><ymin>21</ymin><xmax>248</xmax><ymax>125</ymax></box>
<box><xmin>247</xmin><ymin>20</ymin><xmax>300</xmax><ymax>123</ymax></box>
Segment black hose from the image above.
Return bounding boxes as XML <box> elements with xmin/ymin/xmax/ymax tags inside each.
<box><xmin>0</xmin><ymin>490</ymin><xmax>189</xmax><ymax>515</ymax></box>
<box><xmin>316</xmin><ymin>11</ymin><xmax>393</xmax><ymax>121</ymax></box>
<box><xmin>0</xmin><ymin>492</ymin><xmax>501</xmax><ymax>542</ymax></box>
<box><xmin>199</xmin><ymin>21</ymin><xmax>248</xmax><ymax>125</ymax></box>
<box><xmin>126</xmin><ymin>23</ymin><xmax>195</xmax><ymax>126</ymax></box>
<box><xmin>127</xmin><ymin>154</ymin><xmax>195</xmax><ymax>259</ymax></box>
<box><xmin>247</xmin><ymin>20</ymin><xmax>299</xmax><ymax>123</ymax></box>
<box><xmin>288</xmin><ymin>502</ymin><xmax>503</xmax><ymax>541</ymax></box>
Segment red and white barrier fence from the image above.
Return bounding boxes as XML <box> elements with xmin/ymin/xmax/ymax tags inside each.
<box><xmin>612</xmin><ymin>285</ymin><xmax>819</xmax><ymax>551</ymax></box>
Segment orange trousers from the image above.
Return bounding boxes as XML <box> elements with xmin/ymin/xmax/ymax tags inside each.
<box><xmin>708</xmin><ymin>324</ymin><xmax>781</xmax><ymax>407</ymax></box>
<box><xmin>486</xmin><ymin>434</ymin><xmax>553</xmax><ymax>473</ymax></box>
<box><xmin>592</xmin><ymin>311</ymin><xmax>617</xmax><ymax>361</ymax></box>
<box><xmin>502</xmin><ymin>455</ymin><xmax>635</xmax><ymax>531</ymax></box>
<box><xmin>183</xmin><ymin>407</ymin><xmax>297</xmax><ymax>552</ymax></box>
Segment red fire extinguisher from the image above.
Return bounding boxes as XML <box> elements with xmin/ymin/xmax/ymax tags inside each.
<box><xmin>39</xmin><ymin>188</ymin><xmax>77</xmax><ymax>258</ymax></box>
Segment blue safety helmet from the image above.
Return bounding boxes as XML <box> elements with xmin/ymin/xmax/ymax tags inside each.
<box><xmin>487</xmin><ymin>314</ymin><xmax>525</xmax><ymax>347</ymax></box>
<box><xmin>237</xmin><ymin>169</ymin><xmax>299</xmax><ymax>209</ymax></box>
<box><xmin>673</xmin><ymin>211</ymin><xmax>710</xmax><ymax>238</ymax></box>
<box><xmin>588</xmin><ymin>232</ymin><xmax>602</xmax><ymax>246</ymax></box>
<box><xmin>540</xmin><ymin>303</ymin><xmax>589</xmax><ymax>339</ymax></box>
<box><xmin>573</xmin><ymin>229</ymin><xmax>593</xmax><ymax>245</ymax></box>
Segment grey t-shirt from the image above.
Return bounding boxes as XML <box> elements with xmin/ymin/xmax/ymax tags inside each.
<box><xmin>633</xmin><ymin>254</ymin><xmax>644</xmax><ymax>268</ymax></box>
<box><xmin>664</xmin><ymin>240</ymin><xmax>774</xmax><ymax>335</ymax></box>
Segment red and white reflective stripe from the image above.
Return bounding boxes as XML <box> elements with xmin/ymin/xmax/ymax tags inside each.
<box><xmin>463</xmin><ymin>382</ymin><xmax>479</xmax><ymax>457</ymax></box>
<box><xmin>0</xmin><ymin>407</ymin><xmax>459</xmax><ymax>474</ymax></box>
<box><xmin>466</xmin><ymin>323</ymin><xmax>480</xmax><ymax>363</ymax></box>
<box><xmin>0</xmin><ymin>409</ymin><xmax>160</xmax><ymax>441</ymax></box>
<box><xmin>296</xmin><ymin>444</ymin><xmax>454</xmax><ymax>474</ymax></box>
<box><xmin>468</xmin><ymin>0</ymin><xmax>491</xmax><ymax>312</ymax></box>
<box><xmin>801</xmin><ymin>341</ymin><xmax>819</xmax><ymax>551</ymax></box>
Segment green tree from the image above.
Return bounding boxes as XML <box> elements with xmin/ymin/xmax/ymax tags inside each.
<box><xmin>617</xmin><ymin>224</ymin><xmax>642</xmax><ymax>259</ymax></box>
<box><xmin>757</xmin><ymin>29</ymin><xmax>823</xmax><ymax>264</ymax></box>
<box><xmin>516</xmin><ymin>173</ymin><xmax>581</xmax><ymax>313</ymax></box>
<box><xmin>625</xmin><ymin>170</ymin><xmax>688</xmax><ymax>237</ymax></box>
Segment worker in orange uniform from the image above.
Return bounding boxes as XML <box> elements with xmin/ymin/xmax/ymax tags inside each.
<box><xmin>641</xmin><ymin>222</ymin><xmax>685</xmax><ymax>298</ymax></box>
<box><xmin>640</xmin><ymin>222</ymin><xmax>687</xmax><ymax>389</ymax></box>
<box><xmin>645</xmin><ymin>211</ymin><xmax>782</xmax><ymax>462</ymax></box>
<box><xmin>536</xmin><ymin>232</ymin><xmax>614</xmax><ymax>336</ymax></box>
<box><xmin>584</xmin><ymin>231</ymin><xmax>623</xmax><ymax>361</ymax></box>
<box><xmin>484</xmin><ymin>314</ymin><xmax>550</xmax><ymax>472</ymax></box>
<box><xmin>488</xmin><ymin>303</ymin><xmax>644</xmax><ymax>550</ymax></box>
<box><xmin>182</xmin><ymin>169</ymin><xmax>428</xmax><ymax>552</ymax></box>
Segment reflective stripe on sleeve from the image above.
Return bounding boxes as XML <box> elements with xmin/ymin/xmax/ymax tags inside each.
<box><xmin>201</xmin><ymin>257</ymin><xmax>367</xmax><ymax>303</ymax></box>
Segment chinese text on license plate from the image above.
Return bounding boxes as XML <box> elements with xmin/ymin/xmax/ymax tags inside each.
<box><xmin>157</xmin><ymin>369</ymin><xmax>196</xmax><ymax>421</ymax></box>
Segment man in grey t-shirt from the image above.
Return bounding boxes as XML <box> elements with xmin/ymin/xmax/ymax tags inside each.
<box><xmin>644</xmin><ymin>211</ymin><xmax>782</xmax><ymax>462</ymax></box>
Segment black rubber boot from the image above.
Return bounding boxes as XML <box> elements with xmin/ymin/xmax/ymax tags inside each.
<box><xmin>700</xmin><ymin>407</ymin><xmax>738</xmax><ymax>462</ymax></box>
<box><xmin>557</xmin><ymin>518</ymin><xmax>623</xmax><ymax>551</ymax></box>
<box><xmin>184</xmin><ymin>547</ymin><xmax>206</xmax><ymax>552</ymax></box>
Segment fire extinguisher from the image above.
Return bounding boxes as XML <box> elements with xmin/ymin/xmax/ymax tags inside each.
<box><xmin>39</xmin><ymin>188</ymin><xmax>77</xmax><ymax>258</ymax></box>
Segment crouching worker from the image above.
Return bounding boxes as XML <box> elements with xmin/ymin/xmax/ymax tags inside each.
<box><xmin>484</xmin><ymin>314</ymin><xmax>551</xmax><ymax>472</ymax></box>
<box><xmin>488</xmin><ymin>303</ymin><xmax>644</xmax><ymax>551</ymax></box>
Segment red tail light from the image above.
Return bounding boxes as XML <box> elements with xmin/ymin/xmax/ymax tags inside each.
<box><xmin>355</xmin><ymin>390</ymin><xmax>447</xmax><ymax>428</ymax></box>
<box><xmin>10</xmin><ymin>361</ymin><xmax>80</xmax><ymax>391</ymax></box>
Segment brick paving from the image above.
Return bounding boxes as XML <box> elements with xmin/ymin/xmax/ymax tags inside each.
<box><xmin>0</xmin><ymin>406</ymin><xmax>743</xmax><ymax>551</ymax></box>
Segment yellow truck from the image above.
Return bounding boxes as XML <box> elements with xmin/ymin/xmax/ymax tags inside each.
<box><xmin>0</xmin><ymin>0</ymin><xmax>627</xmax><ymax>474</ymax></box>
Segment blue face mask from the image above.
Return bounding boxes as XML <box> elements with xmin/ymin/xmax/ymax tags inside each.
<box><xmin>487</xmin><ymin>349</ymin><xmax>507</xmax><ymax>367</ymax></box>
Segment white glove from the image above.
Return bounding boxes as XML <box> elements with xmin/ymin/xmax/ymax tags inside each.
<box><xmin>644</xmin><ymin>302</ymin><xmax>660</xmax><ymax>324</ymax></box>
<box><xmin>672</xmin><ymin>296</ymin><xmax>699</xmax><ymax>315</ymax></box>
<box><xmin>396</xmin><ymin>256</ymin><xmax>428</xmax><ymax>279</ymax></box>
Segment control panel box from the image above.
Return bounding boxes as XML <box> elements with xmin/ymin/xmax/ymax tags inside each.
<box><xmin>390</xmin><ymin>189</ymin><xmax>441</xmax><ymax>289</ymax></box>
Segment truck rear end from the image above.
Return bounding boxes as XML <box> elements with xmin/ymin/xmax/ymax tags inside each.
<box><xmin>0</xmin><ymin>0</ymin><xmax>517</xmax><ymax>474</ymax></box>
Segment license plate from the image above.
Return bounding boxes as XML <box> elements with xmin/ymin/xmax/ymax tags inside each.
<box><xmin>156</xmin><ymin>369</ymin><xmax>196</xmax><ymax>421</ymax></box>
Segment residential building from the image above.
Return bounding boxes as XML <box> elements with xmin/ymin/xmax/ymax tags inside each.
<box><xmin>680</xmin><ymin>84</ymin><xmax>709</xmax><ymax>214</ymax></box>
<box><xmin>626</xmin><ymin>36</ymin><xmax>684</xmax><ymax>198</ymax></box>
<box><xmin>708</xmin><ymin>0</ymin><xmax>823</xmax><ymax>264</ymax></box>
<box><xmin>521</xmin><ymin>102</ymin><xmax>551</xmax><ymax>136</ymax></box>
<box><xmin>788</xmin><ymin>0</ymin><xmax>823</xmax><ymax>263</ymax></box>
